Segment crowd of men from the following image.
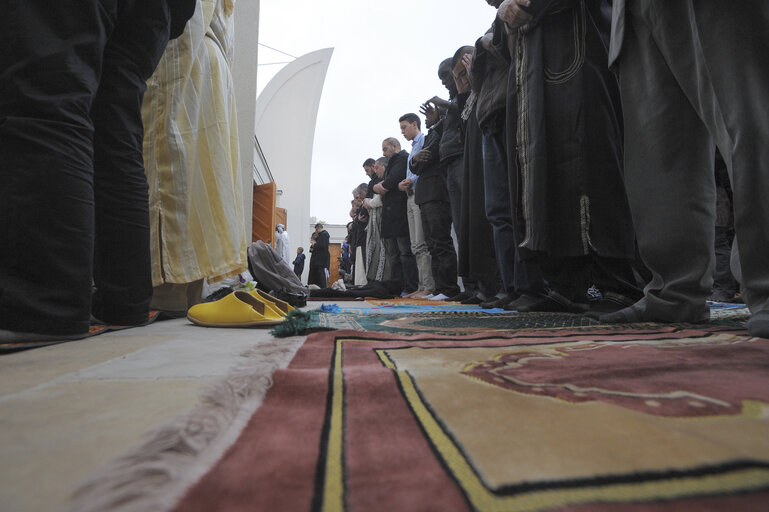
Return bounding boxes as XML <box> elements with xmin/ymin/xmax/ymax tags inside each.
<box><xmin>342</xmin><ymin>0</ymin><xmax>769</xmax><ymax>339</ymax></box>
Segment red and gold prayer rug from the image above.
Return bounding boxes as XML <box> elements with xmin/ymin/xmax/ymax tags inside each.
<box><xmin>174</xmin><ymin>325</ymin><xmax>769</xmax><ymax>512</ymax></box>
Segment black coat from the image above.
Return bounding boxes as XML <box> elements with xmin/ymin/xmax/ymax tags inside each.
<box><xmin>309</xmin><ymin>230</ymin><xmax>330</xmax><ymax>268</ymax></box>
<box><xmin>411</xmin><ymin>124</ymin><xmax>450</xmax><ymax>206</ymax></box>
<box><xmin>380</xmin><ymin>150</ymin><xmax>410</xmax><ymax>239</ymax></box>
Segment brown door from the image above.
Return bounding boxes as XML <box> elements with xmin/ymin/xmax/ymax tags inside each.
<box><xmin>328</xmin><ymin>244</ymin><xmax>341</xmax><ymax>285</ymax></box>
<box><xmin>275</xmin><ymin>208</ymin><xmax>287</xmax><ymax>231</ymax></box>
<box><xmin>252</xmin><ymin>182</ymin><xmax>276</xmax><ymax>245</ymax></box>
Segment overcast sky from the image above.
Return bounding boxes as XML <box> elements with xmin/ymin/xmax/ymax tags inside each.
<box><xmin>257</xmin><ymin>0</ymin><xmax>499</xmax><ymax>225</ymax></box>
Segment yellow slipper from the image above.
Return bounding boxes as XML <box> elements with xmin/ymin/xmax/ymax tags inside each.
<box><xmin>249</xmin><ymin>289</ymin><xmax>296</xmax><ymax>316</ymax></box>
<box><xmin>187</xmin><ymin>291</ymin><xmax>285</xmax><ymax>327</ymax></box>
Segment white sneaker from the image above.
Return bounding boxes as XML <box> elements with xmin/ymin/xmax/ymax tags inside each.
<box><xmin>429</xmin><ymin>293</ymin><xmax>449</xmax><ymax>301</ymax></box>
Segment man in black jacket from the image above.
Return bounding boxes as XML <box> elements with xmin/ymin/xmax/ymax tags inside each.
<box><xmin>410</xmin><ymin>116</ymin><xmax>460</xmax><ymax>300</ymax></box>
<box><xmin>374</xmin><ymin>138</ymin><xmax>419</xmax><ymax>295</ymax></box>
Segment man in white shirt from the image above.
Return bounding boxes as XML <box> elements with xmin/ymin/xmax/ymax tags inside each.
<box><xmin>397</xmin><ymin>113</ymin><xmax>435</xmax><ymax>297</ymax></box>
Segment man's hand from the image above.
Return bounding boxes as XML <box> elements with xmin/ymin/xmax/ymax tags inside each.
<box><xmin>426</xmin><ymin>96</ymin><xmax>450</xmax><ymax>109</ymax></box>
<box><xmin>498</xmin><ymin>0</ymin><xmax>532</xmax><ymax>29</ymax></box>
<box><xmin>479</xmin><ymin>31</ymin><xmax>493</xmax><ymax>51</ymax></box>
<box><xmin>419</xmin><ymin>102</ymin><xmax>439</xmax><ymax>126</ymax></box>
<box><xmin>454</xmin><ymin>54</ymin><xmax>473</xmax><ymax>93</ymax></box>
<box><xmin>373</xmin><ymin>182</ymin><xmax>387</xmax><ymax>195</ymax></box>
<box><xmin>411</xmin><ymin>149</ymin><xmax>431</xmax><ymax>164</ymax></box>
<box><xmin>398</xmin><ymin>178</ymin><xmax>413</xmax><ymax>192</ymax></box>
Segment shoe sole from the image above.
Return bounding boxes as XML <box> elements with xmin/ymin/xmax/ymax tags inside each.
<box><xmin>186</xmin><ymin>316</ymin><xmax>284</xmax><ymax>328</ymax></box>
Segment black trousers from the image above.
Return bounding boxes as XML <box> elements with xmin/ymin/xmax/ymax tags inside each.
<box><xmin>384</xmin><ymin>236</ymin><xmax>418</xmax><ymax>294</ymax></box>
<box><xmin>0</xmin><ymin>0</ymin><xmax>171</xmax><ymax>334</ymax></box>
<box><xmin>420</xmin><ymin>201</ymin><xmax>460</xmax><ymax>297</ymax></box>
<box><xmin>618</xmin><ymin>0</ymin><xmax>769</xmax><ymax>321</ymax></box>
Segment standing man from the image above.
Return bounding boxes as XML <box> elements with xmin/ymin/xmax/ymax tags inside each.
<box><xmin>600</xmin><ymin>0</ymin><xmax>769</xmax><ymax>338</ymax></box>
<box><xmin>409</xmin><ymin>112</ymin><xmax>461</xmax><ymax>301</ymax></box>
<box><xmin>421</xmin><ymin>58</ymin><xmax>467</xmax><ymax>300</ymax></box>
<box><xmin>308</xmin><ymin>223</ymin><xmax>330</xmax><ymax>288</ymax></box>
<box><xmin>0</xmin><ymin>0</ymin><xmax>195</xmax><ymax>342</ymax></box>
<box><xmin>364</xmin><ymin>157</ymin><xmax>391</xmax><ymax>283</ymax></box>
<box><xmin>398</xmin><ymin>113</ymin><xmax>435</xmax><ymax>297</ymax></box>
<box><xmin>374</xmin><ymin>138</ymin><xmax>419</xmax><ymax>296</ymax></box>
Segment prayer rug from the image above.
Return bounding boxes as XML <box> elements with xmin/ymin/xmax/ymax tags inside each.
<box><xmin>318</xmin><ymin>304</ymin><xmax>511</xmax><ymax>315</ymax></box>
<box><xmin>271</xmin><ymin>310</ymin><xmax>601</xmax><ymax>337</ymax></box>
<box><xmin>173</xmin><ymin>325</ymin><xmax>769</xmax><ymax>511</ymax></box>
<box><xmin>0</xmin><ymin>311</ymin><xmax>166</xmax><ymax>353</ymax></box>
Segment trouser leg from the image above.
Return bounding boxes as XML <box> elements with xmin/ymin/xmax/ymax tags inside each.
<box><xmin>445</xmin><ymin>156</ymin><xmax>473</xmax><ymax>293</ymax></box>
<box><xmin>396</xmin><ymin>235</ymin><xmax>419</xmax><ymax>293</ymax></box>
<box><xmin>483</xmin><ymin>129</ymin><xmax>544</xmax><ymax>297</ymax></box>
<box><xmin>421</xmin><ymin>201</ymin><xmax>460</xmax><ymax>297</ymax></box>
<box><xmin>384</xmin><ymin>238</ymin><xmax>402</xmax><ymax>290</ymax></box>
<box><xmin>482</xmin><ymin>132</ymin><xmax>515</xmax><ymax>295</ymax></box>
<box><xmin>406</xmin><ymin>194</ymin><xmax>434</xmax><ymax>291</ymax></box>
<box><xmin>617</xmin><ymin>2</ymin><xmax>716</xmax><ymax>321</ymax></box>
<box><xmin>91</xmin><ymin>0</ymin><xmax>171</xmax><ymax>324</ymax></box>
<box><xmin>713</xmin><ymin>227</ymin><xmax>738</xmax><ymax>296</ymax></box>
<box><xmin>0</xmin><ymin>0</ymin><xmax>116</xmax><ymax>334</ymax></box>
<box><xmin>679</xmin><ymin>1</ymin><xmax>769</xmax><ymax>317</ymax></box>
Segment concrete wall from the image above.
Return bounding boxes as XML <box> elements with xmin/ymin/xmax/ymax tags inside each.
<box><xmin>232</xmin><ymin>0</ymin><xmax>260</xmax><ymax>234</ymax></box>
<box><xmin>254</xmin><ymin>48</ymin><xmax>334</xmax><ymax>284</ymax></box>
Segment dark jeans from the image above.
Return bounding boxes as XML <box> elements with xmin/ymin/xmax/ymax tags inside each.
<box><xmin>0</xmin><ymin>0</ymin><xmax>171</xmax><ymax>334</ymax></box>
<box><xmin>482</xmin><ymin>130</ymin><xmax>546</xmax><ymax>297</ymax></box>
<box><xmin>384</xmin><ymin>236</ymin><xmax>418</xmax><ymax>293</ymax></box>
<box><xmin>714</xmin><ymin>227</ymin><xmax>738</xmax><ymax>295</ymax></box>
<box><xmin>420</xmin><ymin>201</ymin><xmax>460</xmax><ymax>297</ymax></box>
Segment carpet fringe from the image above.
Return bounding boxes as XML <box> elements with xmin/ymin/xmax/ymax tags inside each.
<box><xmin>61</xmin><ymin>337</ymin><xmax>305</xmax><ymax>512</ymax></box>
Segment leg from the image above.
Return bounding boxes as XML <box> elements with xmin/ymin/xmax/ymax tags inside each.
<box><xmin>91</xmin><ymin>0</ymin><xmax>171</xmax><ymax>324</ymax></box>
<box><xmin>482</xmin><ymin>131</ymin><xmax>516</xmax><ymax>298</ymax></box>
<box><xmin>611</xmin><ymin>2</ymin><xmax>716</xmax><ymax>322</ymax></box>
<box><xmin>0</xmin><ymin>0</ymin><xmax>116</xmax><ymax>336</ymax></box>
<box><xmin>397</xmin><ymin>235</ymin><xmax>419</xmax><ymax>294</ymax></box>
<box><xmin>384</xmin><ymin>238</ymin><xmax>404</xmax><ymax>291</ymax></box>
<box><xmin>406</xmin><ymin>194</ymin><xmax>434</xmax><ymax>291</ymax></box>
<box><xmin>421</xmin><ymin>201</ymin><xmax>460</xmax><ymax>297</ymax></box>
<box><xmin>685</xmin><ymin>1</ymin><xmax>769</xmax><ymax>334</ymax></box>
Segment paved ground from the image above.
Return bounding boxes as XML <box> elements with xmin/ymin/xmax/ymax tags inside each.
<box><xmin>0</xmin><ymin>301</ymin><xmax>339</xmax><ymax>512</ymax></box>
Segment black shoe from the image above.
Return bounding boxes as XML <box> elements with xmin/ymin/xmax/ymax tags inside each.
<box><xmin>748</xmin><ymin>310</ymin><xmax>769</xmax><ymax>338</ymax></box>
<box><xmin>708</xmin><ymin>290</ymin><xmax>739</xmax><ymax>303</ymax></box>
<box><xmin>584</xmin><ymin>292</ymin><xmax>638</xmax><ymax>320</ymax></box>
<box><xmin>480</xmin><ymin>296</ymin><xmax>514</xmax><ymax>309</ymax></box>
<box><xmin>514</xmin><ymin>291</ymin><xmax>588</xmax><ymax>314</ymax></box>
<box><xmin>460</xmin><ymin>293</ymin><xmax>484</xmax><ymax>305</ymax></box>
<box><xmin>598</xmin><ymin>305</ymin><xmax>648</xmax><ymax>324</ymax></box>
<box><xmin>447</xmin><ymin>291</ymin><xmax>473</xmax><ymax>302</ymax></box>
<box><xmin>503</xmin><ymin>294</ymin><xmax>540</xmax><ymax>311</ymax></box>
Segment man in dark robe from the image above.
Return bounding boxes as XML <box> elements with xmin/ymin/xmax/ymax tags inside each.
<box><xmin>452</xmin><ymin>46</ymin><xmax>499</xmax><ymax>304</ymax></box>
<box><xmin>308</xmin><ymin>223</ymin><xmax>330</xmax><ymax>288</ymax></box>
<box><xmin>498</xmin><ymin>0</ymin><xmax>642</xmax><ymax>314</ymax></box>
